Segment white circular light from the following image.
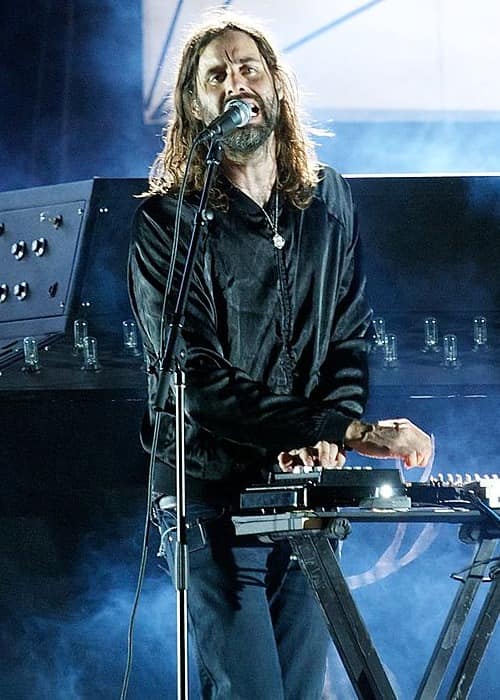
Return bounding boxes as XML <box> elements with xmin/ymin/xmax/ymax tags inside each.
<box><xmin>379</xmin><ymin>484</ymin><xmax>394</xmax><ymax>499</ymax></box>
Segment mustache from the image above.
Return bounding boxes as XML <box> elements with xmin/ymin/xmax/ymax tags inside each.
<box><xmin>223</xmin><ymin>93</ymin><xmax>259</xmax><ymax>107</ymax></box>
<box><xmin>221</xmin><ymin>92</ymin><xmax>273</xmax><ymax>128</ymax></box>
<box><xmin>222</xmin><ymin>93</ymin><xmax>268</xmax><ymax>117</ymax></box>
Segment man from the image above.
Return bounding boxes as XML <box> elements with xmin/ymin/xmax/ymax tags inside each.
<box><xmin>128</xmin><ymin>14</ymin><xmax>432</xmax><ymax>700</ymax></box>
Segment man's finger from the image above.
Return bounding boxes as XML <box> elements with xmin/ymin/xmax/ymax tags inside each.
<box><xmin>417</xmin><ymin>450</ymin><xmax>431</xmax><ymax>467</ymax></box>
<box><xmin>299</xmin><ymin>447</ymin><xmax>314</xmax><ymax>466</ymax></box>
<box><xmin>403</xmin><ymin>451</ymin><xmax>419</xmax><ymax>467</ymax></box>
<box><xmin>334</xmin><ymin>450</ymin><xmax>346</xmax><ymax>468</ymax></box>
<box><xmin>314</xmin><ymin>440</ymin><xmax>330</xmax><ymax>466</ymax></box>
<box><xmin>278</xmin><ymin>451</ymin><xmax>294</xmax><ymax>471</ymax></box>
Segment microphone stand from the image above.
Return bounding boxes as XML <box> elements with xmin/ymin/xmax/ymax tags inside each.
<box><xmin>154</xmin><ymin>136</ymin><xmax>223</xmax><ymax>700</ymax></box>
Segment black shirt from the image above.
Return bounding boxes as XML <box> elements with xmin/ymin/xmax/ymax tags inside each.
<box><xmin>128</xmin><ymin>167</ymin><xmax>372</xmax><ymax>504</ymax></box>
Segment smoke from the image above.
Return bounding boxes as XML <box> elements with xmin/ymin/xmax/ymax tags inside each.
<box><xmin>0</xmin><ymin>0</ymin><xmax>154</xmax><ymax>193</ymax></box>
<box><xmin>0</xmin><ymin>508</ymin><xmax>181</xmax><ymax>700</ymax></box>
<box><xmin>51</xmin><ymin>0</ymin><xmax>155</xmax><ymax>185</ymax></box>
<box><xmin>2</xmin><ymin>502</ymin><xmax>497</xmax><ymax>699</ymax></box>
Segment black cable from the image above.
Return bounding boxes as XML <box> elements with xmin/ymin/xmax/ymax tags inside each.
<box><xmin>120</xmin><ymin>412</ymin><xmax>162</xmax><ymax>700</ymax></box>
<box><xmin>451</xmin><ymin>556</ymin><xmax>500</xmax><ymax>584</ymax></box>
<box><xmin>462</xmin><ymin>489</ymin><xmax>500</xmax><ymax>528</ymax></box>
<box><xmin>450</xmin><ymin>489</ymin><xmax>500</xmax><ymax>584</ymax></box>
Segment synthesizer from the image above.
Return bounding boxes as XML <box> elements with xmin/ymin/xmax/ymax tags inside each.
<box><xmin>233</xmin><ymin>467</ymin><xmax>500</xmax><ymax>537</ymax></box>
<box><xmin>239</xmin><ymin>467</ymin><xmax>500</xmax><ymax>512</ymax></box>
<box><xmin>234</xmin><ymin>468</ymin><xmax>500</xmax><ymax>700</ymax></box>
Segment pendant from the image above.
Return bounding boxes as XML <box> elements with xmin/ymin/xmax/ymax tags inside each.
<box><xmin>273</xmin><ymin>232</ymin><xmax>286</xmax><ymax>249</ymax></box>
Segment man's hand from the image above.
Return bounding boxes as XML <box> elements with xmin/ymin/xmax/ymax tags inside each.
<box><xmin>344</xmin><ymin>418</ymin><xmax>432</xmax><ymax>468</ymax></box>
<box><xmin>278</xmin><ymin>441</ymin><xmax>346</xmax><ymax>472</ymax></box>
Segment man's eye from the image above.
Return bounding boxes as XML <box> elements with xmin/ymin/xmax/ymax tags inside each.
<box><xmin>209</xmin><ymin>73</ymin><xmax>225</xmax><ymax>84</ymax></box>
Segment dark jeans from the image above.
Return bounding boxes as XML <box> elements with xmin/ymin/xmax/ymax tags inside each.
<box><xmin>157</xmin><ymin>503</ymin><xmax>330</xmax><ymax>700</ymax></box>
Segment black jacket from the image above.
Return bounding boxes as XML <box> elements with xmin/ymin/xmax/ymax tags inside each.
<box><xmin>128</xmin><ymin>167</ymin><xmax>372</xmax><ymax>504</ymax></box>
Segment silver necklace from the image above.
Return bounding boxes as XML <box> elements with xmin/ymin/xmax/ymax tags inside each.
<box><xmin>263</xmin><ymin>192</ymin><xmax>285</xmax><ymax>249</ymax></box>
<box><xmin>225</xmin><ymin>176</ymin><xmax>285</xmax><ymax>249</ymax></box>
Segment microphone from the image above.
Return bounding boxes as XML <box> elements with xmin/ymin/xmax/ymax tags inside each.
<box><xmin>197</xmin><ymin>99</ymin><xmax>252</xmax><ymax>142</ymax></box>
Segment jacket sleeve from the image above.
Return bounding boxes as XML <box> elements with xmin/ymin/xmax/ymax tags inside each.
<box><xmin>309</xmin><ymin>200</ymin><xmax>372</xmax><ymax>418</ymax></box>
<box><xmin>128</xmin><ymin>197</ymin><xmax>358</xmax><ymax>454</ymax></box>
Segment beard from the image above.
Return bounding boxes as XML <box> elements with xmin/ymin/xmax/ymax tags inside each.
<box><xmin>199</xmin><ymin>92</ymin><xmax>279</xmax><ymax>157</ymax></box>
<box><xmin>222</xmin><ymin>120</ymin><xmax>275</xmax><ymax>155</ymax></box>
<box><xmin>224</xmin><ymin>93</ymin><xmax>278</xmax><ymax>155</ymax></box>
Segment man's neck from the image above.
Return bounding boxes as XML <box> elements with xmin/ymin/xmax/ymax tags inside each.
<box><xmin>222</xmin><ymin>138</ymin><xmax>277</xmax><ymax>208</ymax></box>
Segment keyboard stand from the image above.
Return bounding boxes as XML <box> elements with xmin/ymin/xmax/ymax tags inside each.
<box><xmin>288</xmin><ymin>531</ymin><xmax>397</xmax><ymax>700</ymax></box>
<box><xmin>416</xmin><ymin>534</ymin><xmax>499</xmax><ymax>699</ymax></box>
<box><xmin>276</xmin><ymin>521</ymin><xmax>499</xmax><ymax>700</ymax></box>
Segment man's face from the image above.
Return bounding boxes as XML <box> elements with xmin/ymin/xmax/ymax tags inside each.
<box><xmin>193</xmin><ymin>30</ymin><xmax>281</xmax><ymax>155</ymax></box>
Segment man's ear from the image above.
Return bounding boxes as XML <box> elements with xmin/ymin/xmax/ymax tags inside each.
<box><xmin>191</xmin><ymin>98</ymin><xmax>202</xmax><ymax>121</ymax></box>
<box><xmin>275</xmin><ymin>76</ymin><xmax>284</xmax><ymax>102</ymax></box>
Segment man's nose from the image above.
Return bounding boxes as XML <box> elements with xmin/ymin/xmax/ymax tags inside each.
<box><xmin>225</xmin><ymin>71</ymin><xmax>247</xmax><ymax>97</ymax></box>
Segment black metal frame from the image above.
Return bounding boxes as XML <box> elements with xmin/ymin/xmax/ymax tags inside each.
<box><xmin>233</xmin><ymin>511</ymin><xmax>499</xmax><ymax>700</ymax></box>
<box><xmin>290</xmin><ymin>532</ymin><xmax>397</xmax><ymax>700</ymax></box>
<box><xmin>293</xmin><ymin>524</ymin><xmax>498</xmax><ymax>700</ymax></box>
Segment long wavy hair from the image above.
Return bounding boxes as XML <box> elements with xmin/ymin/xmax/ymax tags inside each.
<box><xmin>148</xmin><ymin>15</ymin><xmax>320</xmax><ymax>209</ymax></box>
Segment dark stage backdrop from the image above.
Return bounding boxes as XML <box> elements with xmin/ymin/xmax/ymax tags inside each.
<box><xmin>2</xmin><ymin>3</ymin><xmax>500</xmax><ymax>698</ymax></box>
<box><xmin>0</xmin><ymin>174</ymin><xmax>499</xmax><ymax>698</ymax></box>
